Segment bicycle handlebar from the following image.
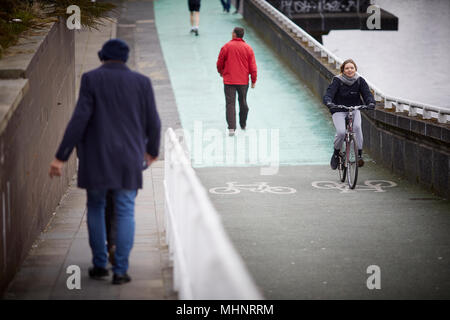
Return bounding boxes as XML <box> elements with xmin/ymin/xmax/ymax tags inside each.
<box><xmin>327</xmin><ymin>103</ymin><xmax>375</xmax><ymax>112</ymax></box>
<box><xmin>336</xmin><ymin>105</ymin><xmax>369</xmax><ymax>110</ymax></box>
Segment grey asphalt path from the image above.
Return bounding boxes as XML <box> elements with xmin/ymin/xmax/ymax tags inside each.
<box><xmin>195</xmin><ymin>162</ymin><xmax>450</xmax><ymax>299</ymax></box>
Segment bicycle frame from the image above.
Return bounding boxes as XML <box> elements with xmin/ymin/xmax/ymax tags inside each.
<box><xmin>337</xmin><ymin>105</ymin><xmax>367</xmax><ymax>145</ymax></box>
<box><xmin>339</xmin><ymin>105</ymin><xmax>364</xmax><ymax>135</ymax></box>
<box><xmin>345</xmin><ymin>111</ymin><xmax>355</xmax><ymax>161</ymax></box>
<box><xmin>336</xmin><ymin>105</ymin><xmax>367</xmax><ymax>189</ymax></box>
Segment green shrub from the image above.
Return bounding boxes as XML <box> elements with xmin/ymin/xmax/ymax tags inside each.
<box><xmin>0</xmin><ymin>0</ymin><xmax>117</xmax><ymax>59</ymax></box>
<box><xmin>0</xmin><ymin>1</ymin><xmax>37</xmax><ymax>55</ymax></box>
<box><xmin>40</xmin><ymin>0</ymin><xmax>117</xmax><ymax>29</ymax></box>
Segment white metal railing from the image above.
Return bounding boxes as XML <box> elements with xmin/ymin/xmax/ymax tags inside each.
<box><xmin>253</xmin><ymin>0</ymin><xmax>450</xmax><ymax>124</ymax></box>
<box><xmin>163</xmin><ymin>128</ymin><xmax>263</xmax><ymax>300</ymax></box>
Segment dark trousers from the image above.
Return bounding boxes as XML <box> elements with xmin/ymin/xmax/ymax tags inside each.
<box><xmin>105</xmin><ymin>190</ymin><xmax>116</xmax><ymax>251</ymax></box>
<box><xmin>224</xmin><ymin>84</ymin><xmax>249</xmax><ymax>130</ymax></box>
<box><xmin>220</xmin><ymin>0</ymin><xmax>231</xmax><ymax>11</ymax></box>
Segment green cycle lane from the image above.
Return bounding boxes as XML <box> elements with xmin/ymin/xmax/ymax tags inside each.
<box><xmin>154</xmin><ymin>0</ymin><xmax>450</xmax><ymax>298</ymax></box>
<box><xmin>155</xmin><ymin>0</ymin><xmax>334</xmax><ymax>166</ymax></box>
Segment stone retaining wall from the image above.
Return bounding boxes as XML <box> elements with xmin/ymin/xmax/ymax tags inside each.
<box><xmin>0</xmin><ymin>19</ymin><xmax>76</xmax><ymax>295</ymax></box>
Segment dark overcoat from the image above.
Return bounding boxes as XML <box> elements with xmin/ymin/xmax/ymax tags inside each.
<box><xmin>56</xmin><ymin>62</ymin><xmax>161</xmax><ymax>190</ymax></box>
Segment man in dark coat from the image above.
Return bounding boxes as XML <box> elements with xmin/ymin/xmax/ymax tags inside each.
<box><xmin>49</xmin><ymin>39</ymin><xmax>161</xmax><ymax>285</ymax></box>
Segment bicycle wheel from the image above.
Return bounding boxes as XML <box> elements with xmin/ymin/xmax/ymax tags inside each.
<box><xmin>346</xmin><ymin>136</ymin><xmax>358</xmax><ymax>189</ymax></box>
<box><xmin>338</xmin><ymin>150</ymin><xmax>347</xmax><ymax>183</ymax></box>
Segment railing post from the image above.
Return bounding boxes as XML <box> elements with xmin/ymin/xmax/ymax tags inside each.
<box><xmin>422</xmin><ymin>109</ymin><xmax>432</xmax><ymax>120</ymax></box>
<box><xmin>384</xmin><ymin>100</ymin><xmax>393</xmax><ymax>109</ymax></box>
<box><xmin>409</xmin><ymin>106</ymin><xmax>418</xmax><ymax>117</ymax></box>
<box><xmin>394</xmin><ymin>102</ymin><xmax>405</xmax><ymax>113</ymax></box>
<box><xmin>374</xmin><ymin>92</ymin><xmax>383</xmax><ymax>102</ymax></box>
<box><xmin>438</xmin><ymin>113</ymin><xmax>447</xmax><ymax>124</ymax></box>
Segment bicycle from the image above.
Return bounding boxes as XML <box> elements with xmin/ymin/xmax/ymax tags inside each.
<box><xmin>334</xmin><ymin>105</ymin><xmax>371</xmax><ymax>189</ymax></box>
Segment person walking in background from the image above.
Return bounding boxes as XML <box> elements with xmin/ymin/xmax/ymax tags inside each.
<box><xmin>217</xmin><ymin>27</ymin><xmax>257</xmax><ymax>136</ymax></box>
<box><xmin>48</xmin><ymin>39</ymin><xmax>161</xmax><ymax>285</ymax></box>
<box><xmin>220</xmin><ymin>0</ymin><xmax>231</xmax><ymax>13</ymax></box>
<box><xmin>188</xmin><ymin>0</ymin><xmax>201</xmax><ymax>36</ymax></box>
<box><xmin>233</xmin><ymin>0</ymin><xmax>240</xmax><ymax>14</ymax></box>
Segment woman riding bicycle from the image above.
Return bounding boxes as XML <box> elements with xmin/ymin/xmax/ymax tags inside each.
<box><xmin>323</xmin><ymin>59</ymin><xmax>375</xmax><ymax>170</ymax></box>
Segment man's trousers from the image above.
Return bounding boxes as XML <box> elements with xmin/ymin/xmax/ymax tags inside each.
<box><xmin>87</xmin><ymin>189</ymin><xmax>137</xmax><ymax>275</ymax></box>
<box><xmin>224</xmin><ymin>84</ymin><xmax>249</xmax><ymax>130</ymax></box>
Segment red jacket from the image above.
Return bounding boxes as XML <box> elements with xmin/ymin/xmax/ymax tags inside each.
<box><xmin>217</xmin><ymin>38</ymin><xmax>257</xmax><ymax>85</ymax></box>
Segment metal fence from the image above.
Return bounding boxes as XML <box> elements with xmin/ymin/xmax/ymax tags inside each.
<box><xmin>253</xmin><ymin>0</ymin><xmax>450</xmax><ymax>123</ymax></box>
<box><xmin>163</xmin><ymin>128</ymin><xmax>263</xmax><ymax>300</ymax></box>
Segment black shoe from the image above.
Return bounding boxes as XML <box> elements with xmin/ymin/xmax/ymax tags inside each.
<box><xmin>330</xmin><ymin>153</ymin><xmax>339</xmax><ymax>170</ymax></box>
<box><xmin>88</xmin><ymin>266</ymin><xmax>109</xmax><ymax>280</ymax></box>
<box><xmin>240</xmin><ymin>125</ymin><xmax>246</xmax><ymax>130</ymax></box>
<box><xmin>112</xmin><ymin>273</ymin><xmax>131</xmax><ymax>285</ymax></box>
<box><xmin>233</xmin><ymin>10</ymin><xmax>238</xmax><ymax>14</ymax></box>
<box><xmin>194</xmin><ymin>28</ymin><xmax>198</xmax><ymax>36</ymax></box>
<box><xmin>358</xmin><ymin>156</ymin><xmax>365</xmax><ymax>167</ymax></box>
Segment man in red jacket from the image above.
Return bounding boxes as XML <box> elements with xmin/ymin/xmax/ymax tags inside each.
<box><xmin>217</xmin><ymin>27</ymin><xmax>257</xmax><ymax>136</ymax></box>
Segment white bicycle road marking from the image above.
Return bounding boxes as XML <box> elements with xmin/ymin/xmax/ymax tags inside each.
<box><xmin>209</xmin><ymin>182</ymin><xmax>297</xmax><ymax>195</ymax></box>
<box><xmin>312</xmin><ymin>180</ymin><xmax>398</xmax><ymax>193</ymax></box>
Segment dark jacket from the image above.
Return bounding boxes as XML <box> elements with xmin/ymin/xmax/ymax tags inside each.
<box><xmin>55</xmin><ymin>62</ymin><xmax>161</xmax><ymax>190</ymax></box>
<box><xmin>323</xmin><ymin>76</ymin><xmax>375</xmax><ymax>114</ymax></box>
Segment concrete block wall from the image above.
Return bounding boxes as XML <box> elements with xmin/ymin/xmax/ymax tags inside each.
<box><xmin>361</xmin><ymin>109</ymin><xmax>450</xmax><ymax>198</ymax></box>
<box><xmin>244</xmin><ymin>0</ymin><xmax>450</xmax><ymax>199</ymax></box>
<box><xmin>0</xmin><ymin>19</ymin><xmax>77</xmax><ymax>295</ymax></box>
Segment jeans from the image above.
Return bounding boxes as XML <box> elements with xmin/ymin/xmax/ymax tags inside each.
<box><xmin>220</xmin><ymin>0</ymin><xmax>231</xmax><ymax>11</ymax></box>
<box><xmin>224</xmin><ymin>84</ymin><xmax>249</xmax><ymax>129</ymax></box>
<box><xmin>105</xmin><ymin>190</ymin><xmax>116</xmax><ymax>252</ymax></box>
<box><xmin>332</xmin><ymin>110</ymin><xmax>363</xmax><ymax>150</ymax></box>
<box><xmin>235</xmin><ymin>0</ymin><xmax>240</xmax><ymax>11</ymax></box>
<box><xmin>87</xmin><ymin>189</ymin><xmax>137</xmax><ymax>275</ymax></box>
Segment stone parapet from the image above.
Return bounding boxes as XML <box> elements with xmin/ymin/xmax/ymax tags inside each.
<box><xmin>0</xmin><ymin>79</ymin><xmax>29</xmax><ymax>135</ymax></box>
